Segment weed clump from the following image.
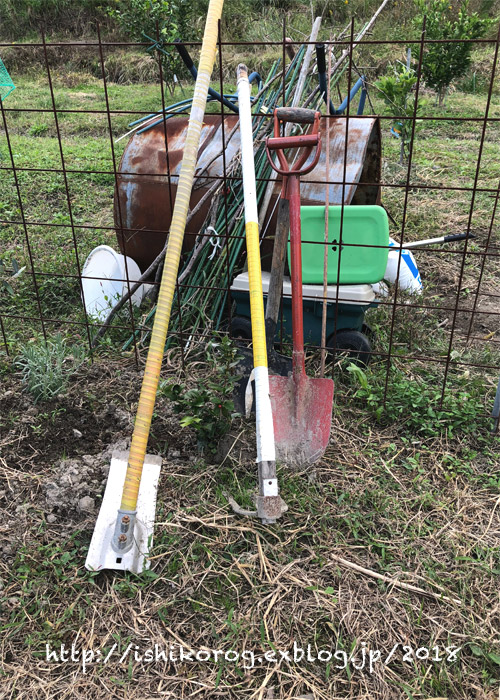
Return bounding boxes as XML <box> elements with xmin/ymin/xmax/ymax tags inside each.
<box><xmin>160</xmin><ymin>335</ymin><xmax>239</xmax><ymax>453</ymax></box>
<box><xmin>347</xmin><ymin>362</ymin><xmax>488</xmax><ymax>439</ymax></box>
<box><xmin>15</xmin><ymin>333</ymin><xmax>86</xmax><ymax>403</ymax></box>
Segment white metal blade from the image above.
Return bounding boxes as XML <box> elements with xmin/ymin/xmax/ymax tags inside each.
<box><xmin>85</xmin><ymin>450</ymin><xmax>162</xmax><ymax>574</ymax></box>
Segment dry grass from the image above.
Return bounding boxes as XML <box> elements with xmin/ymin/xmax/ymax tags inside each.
<box><xmin>0</xmin><ymin>348</ymin><xmax>499</xmax><ymax>699</ymax></box>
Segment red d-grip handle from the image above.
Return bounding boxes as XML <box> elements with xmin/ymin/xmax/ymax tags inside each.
<box><xmin>265</xmin><ymin>109</ymin><xmax>321</xmax><ymax>177</ymax></box>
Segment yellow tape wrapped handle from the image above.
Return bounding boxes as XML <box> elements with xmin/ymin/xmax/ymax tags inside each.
<box><xmin>237</xmin><ymin>63</ymin><xmax>275</xmax><ymax>466</ymax></box>
<box><xmin>237</xmin><ymin>65</ymin><xmax>267</xmax><ymax>370</ymax></box>
<box><xmin>246</xmin><ymin>221</ymin><xmax>267</xmax><ymax>369</ymax></box>
<box><xmin>120</xmin><ymin>0</ymin><xmax>224</xmax><ymax>511</ymax></box>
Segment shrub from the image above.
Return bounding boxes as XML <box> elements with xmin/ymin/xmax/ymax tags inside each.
<box><xmin>106</xmin><ymin>0</ymin><xmax>203</xmax><ymax>82</ymax></box>
<box><xmin>375</xmin><ymin>60</ymin><xmax>421</xmax><ymax>163</ymax></box>
<box><xmin>414</xmin><ymin>0</ymin><xmax>493</xmax><ymax>106</ymax></box>
<box><xmin>106</xmin><ymin>0</ymin><xmax>181</xmax><ymax>45</ymax></box>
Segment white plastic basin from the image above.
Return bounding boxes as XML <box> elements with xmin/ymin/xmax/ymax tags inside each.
<box><xmin>81</xmin><ymin>245</ymin><xmax>145</xmax><ymax>321</ymax></box>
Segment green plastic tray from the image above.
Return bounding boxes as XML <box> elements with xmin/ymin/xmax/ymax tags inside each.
<box><xmin>289</xmin><ymin>205</ymin><xmax>389</xmax><ymax>285</ymax></box>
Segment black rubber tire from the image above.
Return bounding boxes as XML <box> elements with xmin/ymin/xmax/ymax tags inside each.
<box><xmin>327</xmin><ymin>329</ymin><xmax>372</xmax><ymax>366</ymax></box>
<box><xmin>230</xmin><ymin>316</ymin><xmax>253</xmax><ymax>341</ymax></box>
<box><xmin>362</xmin><ymin>322</ymin><xmax>376</xmax><ymax>340</ymax></box>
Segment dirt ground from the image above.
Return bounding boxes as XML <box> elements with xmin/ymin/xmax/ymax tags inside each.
<box><xmin>0</xmin><ymin>358</ymin><xmax>190</xmax><ymax>533</ymax></box>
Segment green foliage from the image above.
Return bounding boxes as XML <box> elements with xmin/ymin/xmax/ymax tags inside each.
<box><xmin>105</xmin><ymin>0</ymin><xmax>265</xmax><ymax>77</ymax></box>
<box><xmin>29</xmin><ymin>124</ymin><xmax>50</xmax><ymax>137</ymax></box>
<box><xmin>161</xmin><ymin>335</ymin><xmax>239</xmax><ymax>452</ymax></box>
<box><xmin>106</xmin><ymin>0</ymin><xmax>192</xmax><ymax>79</ymax></box>
<box><xmin>107</xmin><ymin>0</ymin><xmax>180</xmax><ymax>44</ymax></box>
<box><xmin>346</xmin><ymin>362</ymin><xmax>488</xmax><ymax>439</ymax></box>
<box><xmin>414</xmin><ymin>0</ymin><xmax>493</xmax><ymax>105</ymax></box>
<box><xmin>15</xmin><ymin>333</ymin><xmax>86</xmax><ymax>402</ymax></box>
<box><xmin>375</xmin><ymin>61</ymin><xmax>420</xmax><ymax>163</ymax></box>
<box><xmin>0</xmin><ymin>0</ymin><xmax>108</xmax><ymax>40</ymax></box>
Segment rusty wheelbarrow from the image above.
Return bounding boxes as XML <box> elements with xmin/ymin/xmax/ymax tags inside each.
<box><xmin>265</xmin><ymin>107</ymin><xmax>334</xmax><ymax>466</ymax></box>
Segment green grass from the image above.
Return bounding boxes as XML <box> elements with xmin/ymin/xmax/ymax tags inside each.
<box><xmin>2</xmin><ymin>68</ymin><xmax>500</xmax><ymax>351</ymax></box>
<box><xmin>0</xmin><ymin>73</ymin><xmax>173</xmax><ymax>346</ymax></box>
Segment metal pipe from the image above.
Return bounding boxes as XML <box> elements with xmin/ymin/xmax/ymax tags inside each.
<box><xmin>401</xmin><ymin>232</ymin><xmax>475</xmax><ymax>249</ymax></box>
<box><xmin>336</xmin><ymin>76</ymin><xmax>366</xmax><ymax>114</ymax></box>
<box><xmin>237</xmin><ymin>63</ymin><xmax>282</xmax><ymax>523</ymax></box>
<box><xmin>316</xmin><ymin>44</ymin><xmax>366</xmax><ymax>115</ymax></box>
<box><xmin>174</xmin><ymin>38</ymin><xmax>239</xmax><ymax>113</ymax></box>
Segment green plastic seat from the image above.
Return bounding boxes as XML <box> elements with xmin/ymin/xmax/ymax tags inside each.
<box><xmin>289</xmin><ymin>204</ymin><xmax>389</xmax><ymax>285</ymax></box>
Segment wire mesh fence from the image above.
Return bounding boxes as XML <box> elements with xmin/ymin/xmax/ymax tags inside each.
<box><xmin>0</xmin><ymin>19</ymin><xmax>499</xmax><ymax>422</ymax></box>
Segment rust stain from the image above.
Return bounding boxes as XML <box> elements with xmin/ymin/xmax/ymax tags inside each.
<box><xmin>114</xmin><ymin>115</ymin><xmax>381</xmax><ymax>273</ymax></box>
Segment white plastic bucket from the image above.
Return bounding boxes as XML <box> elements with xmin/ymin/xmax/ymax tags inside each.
<box><xmin>81</xmin><ymin>245</ymin><xmax>146</xmax><ymax>321</ymax></box>
<box><xmin>383</xmin><ymin>238</ymin><xmax>423</xmax><ymax>294</ymax></box>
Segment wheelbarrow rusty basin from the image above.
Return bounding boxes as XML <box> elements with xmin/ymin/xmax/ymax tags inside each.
<box><xmin>114</xmin><ymin>115</ymin><xmax>381</xmax><ymax>272</ymax></box>
<box><xmin>269</xmin><ymin>373</ymin><xmax>334</xmax><ymax>466</ymax></box>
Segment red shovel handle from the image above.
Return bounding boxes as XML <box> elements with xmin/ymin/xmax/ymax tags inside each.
<box><xmin>265</xmin><ymin>109</ymin><xmax>322</xmax><ymax>177</ymax></box>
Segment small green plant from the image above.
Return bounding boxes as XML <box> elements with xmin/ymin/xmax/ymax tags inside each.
<box><xmin>346</xmin><ymin>362</ymin><xmax>488</xmax><ymax>439</ymax></box>
<box><xmin>15</xmin><ymin>334</ymin><xmax>87</xmax><ymax>402</ymax></box>
<box><xmin>161</xmin><ymin>335</ymin><xmax>239</xmax><ymax>453</ymax></box>
<box><xmin>414</xmin><ymin>0</ymin><xmax>493</xmax><ymax>107</ymax></box>
<box><xmin>29</xmin><ymin>124</ymin><xmax>49</xmax><ymax>137</ymax></box>
<box><xmin>0</xmin><ymin>256</ymin><xmax>24</xmax><ymax>296</ymax></box>
<box><xmin>375</xmin><ymin>61</ymin><xmax>421</xmax><ymax>164</ymax></box>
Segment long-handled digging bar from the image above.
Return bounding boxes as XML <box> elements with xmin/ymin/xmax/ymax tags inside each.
<box><xmin>86</xmin><ymin>0</ymin><xmax>225</xmax><ymax>573</ymax></box>
<box><xmin>232</xmin><ymin>64</ymin><xmax>287</xmax><ymax>524</ymax></box>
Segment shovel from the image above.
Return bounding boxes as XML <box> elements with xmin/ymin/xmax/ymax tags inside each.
<box><xmin>233</xmin><ymin>111</ymin><xmax>324</xmax><ymax>412</ymax></box>
<box><xmin>265</xmin><ymin>108</ymin><xmax>334</xmax><ymax>466</ymax></box>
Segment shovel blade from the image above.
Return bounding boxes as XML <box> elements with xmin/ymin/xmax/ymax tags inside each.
<box><xmin>269</xmin><ymin>374</ymin><xmax>334</xmax><ymax>466</ymax></box>
<box><xmin>85</xmin><ymin>450</ymin><xmax>161</xmax><ymax>574</ymax></box>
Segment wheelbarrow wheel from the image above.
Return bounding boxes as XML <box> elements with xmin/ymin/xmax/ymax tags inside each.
<box><xmin>362</xmin><ymin>322</ymin><xmax>376</xmax><ymax>340</ymax></box>
<box><xmin>230</xmin><ymin>316</ymin><xmax>253</xmax><ymax>341</ymax></box>
<box><xmin>328</xmin><ymin>329</ymin><xmax>372</xmax><ymax>366</ymax></box>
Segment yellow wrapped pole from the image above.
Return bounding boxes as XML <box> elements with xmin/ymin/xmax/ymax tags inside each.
<box><xmin>111</xmin><ymin>0</ymin><xmax>224</xmax><ymax>553</ymax></box>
